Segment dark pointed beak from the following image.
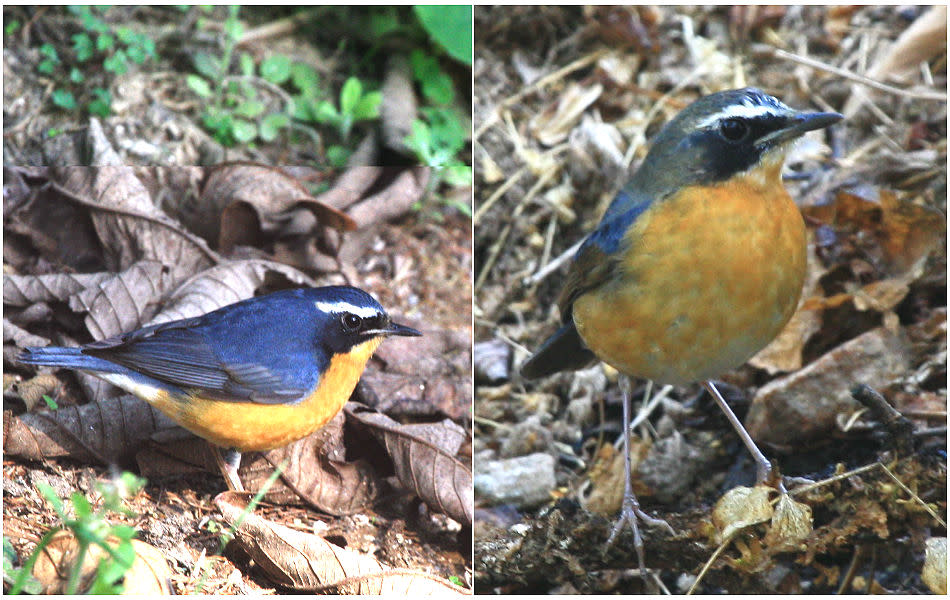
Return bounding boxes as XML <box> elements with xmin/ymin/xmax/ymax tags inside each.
<box><xmin>380</xmin><ymin>321</ymin><xmax>422</xmax><ymax>337</ymax></box>
<box><xmin>759</xmin><ymin>110</ymin><xmax>843</xmax><ymax>147</ymax></box>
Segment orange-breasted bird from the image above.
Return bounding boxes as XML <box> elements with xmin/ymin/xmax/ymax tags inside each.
<box><xmin>18</xmin><ymin>286</ymin><xmax>421</xmax><ymax>491</ymax></box>
<box><xmin>521</xmin><ymin>88</ymin><xmax>842</xmax><ymax>573</ymax></box>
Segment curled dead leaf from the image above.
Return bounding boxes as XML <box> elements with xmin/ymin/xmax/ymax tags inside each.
<box><xmin>346</xmin><ymin>404</ymin><xmax>472</xmax><ymax>525</ymax></box>
<box><xmin>240</xmin><ymin>411</ymin><xmax>380</xmax><ymax>514</ymax></box>
<box><xmin>764</xmin><ymin>494</ymin><xmax>813</xmax><ymax>552</ymax></box>
<box><xmin>32</xmin><ymin>531</ymin><xmax>171</xmax><ymax>595</ymax></box>
<box><xmin>712</xmin><ymin>485</ymin><xmax>774</xmax><ymax>543</ymax></box>
<box><xmin>214</xmin><ymin>492</ymin><xmax>469</xmax><ymax>594</ymax></box>
<box><xmin>200</xmin><ymin>163</ymin><xmax>356</xmax><ymax>254</ymax></box>
<box><xmin>4</xmin><ymin>396</ymin><xmax>179</xmax><ymax>466</ymax></box>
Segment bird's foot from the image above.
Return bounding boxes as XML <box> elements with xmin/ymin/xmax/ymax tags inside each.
<box><xmin>605</xmin><ymin>492</ymin><xmax>674</xmax><ymax>576</ymax></box>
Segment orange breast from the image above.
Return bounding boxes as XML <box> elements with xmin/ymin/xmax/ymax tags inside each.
<box><xmin>572</xmin><ymin>161</ymin><xmax>807</xmax><ymax>385</ymax></box>
<box><xmin>147</xmin><ymin>338</ymin><xmax>382</xmax><ymax>451</ymax></box>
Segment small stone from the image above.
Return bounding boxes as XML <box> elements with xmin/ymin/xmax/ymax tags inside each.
<box><xmin>922</xmin><ymin>537</ymin><xmax>947</xmax><ymax>595</ymax></box>
<box><xmin>499</xmin><ymin>415</ymin><xmax>552</xmax><ymax>458</ymax></box>
<box><xmin>474</xmin><ymin>452</ymin><xmax>556</xmax><ymax>509</ymax></box>
<box><xmin>474</xmin><ymin>339</ymin><xmax>511</xmax><ymax>384</ymax></box>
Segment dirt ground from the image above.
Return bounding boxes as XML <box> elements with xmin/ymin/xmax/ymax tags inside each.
<box><xmin>4</xmin><ymin>6</ymin><xmax>472</xmax><ymax>595</ymax></box>
<box><xmin>473</xmin><ymin>6</ymin><xmax>946</xmax><ymax>594</ymax></box>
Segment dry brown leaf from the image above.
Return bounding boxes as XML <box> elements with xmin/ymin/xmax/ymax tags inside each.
<box><xmin>3</xmin><ymin>271</ymin><xmax>113</xmax><ymax>307</ymax></box>
<box><xmin>364</xmin><ymin>327</ymin><xmax>472</xmax><ymax>420</ymax></box>
<box><xmin>764</xmin><ymin>494</ymin><xmax>813</xmax><ymax>553</ymax></box>
<box><xmin>240</xmin><ymin>411</ymin><xmax>380</xmax><ymax>514</ymax></box>
<box><xmin>200</xmin><ymin>163</ymin><xmax>356</xmax><ymax>254</ymax></box>
<box><xmin>144</xmin><ymin>259</ymin><xmax>316</xmax><ymax>326</ymax></box>
<box><xmin>582</xmin><ymin>434</ymin><xmax>651</xmax><ymax>516</ymax></box>
<box><xmin>3</xmin><ymin>396</ymin><xmax>179</xmax><ymax>466</ymax></box>
<box><xmin>877</xmin><ymin>189</ymin><xmax>946</xmax><ymax>275</ymax></box>
<box><xmin>32</xmin><ymin>531</ymin><xmax>172</xmax><ymax>595</ymax></box>
<box><xmin>214</xmin><ymin>492</ymin><xmax>469</xmax><ymax>594</ymax></box>
<box><xmin>67</xmin><ymin>260</ymin><xmax>174</xmax><ymax>341</ymax></box>
<box><xmin>346</xmin><ymin>404</ymin><xmax>472</xmax><ymax>525</ymax></box>
<box><xmin>52</xmin><ymin>166</ymin><xmax>217</xmax><ymax>282</ymax></box>
<box><xmin>712</xmin><ymin>485</ymin><xmax>774</xmax><ymax>543</ymax></box>
<box><xmin>3</xmin><ymin>319</ymin><xmax>52</xmax><ymax>349</ymax></box>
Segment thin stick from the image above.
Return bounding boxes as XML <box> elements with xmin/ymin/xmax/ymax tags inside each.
<box><xmin>752</xmin><ymin>45</ymin><xmax>947</xmax><ymax>102</ymax></box>
<box><xmin>475</xmin><ymin>49</ymin><xmax>609</xmax><ymax>141</ymax></box>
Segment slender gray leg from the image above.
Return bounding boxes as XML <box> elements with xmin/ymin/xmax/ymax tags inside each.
<box><xmin>606</xmin><ymin>375</ymin><xmax>675</xmax><ymax>574</ymax></box>
<box><xmin>212</xmin><ymin>446</ymin><xmax>245</xmax><ymax>492</ymax></box>
<box><xmin>702</xmin><ymin>380</ymin><xmax>785</xmax><ymax>493</ymax></box>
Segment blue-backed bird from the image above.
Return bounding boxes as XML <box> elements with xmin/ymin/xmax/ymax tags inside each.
<box><xmin>521</xmin><ymin>88</ymin><xmax>841</xmax><ymax>574</ymax></box>
<box><xmin>18</xmin><ymin>286</ymin><xmax>421</xmax><ymax>491</ymax></box>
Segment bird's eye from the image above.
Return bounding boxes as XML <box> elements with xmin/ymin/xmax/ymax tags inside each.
<box><xmin>720</xmin><ymin>118</ymin><xmax>749</xmax><ymax>141</ymax></box>
<box><xmin>341</xmin><ymin>313</ymin><xmax>362</xmax><ymax>332</ymax></box>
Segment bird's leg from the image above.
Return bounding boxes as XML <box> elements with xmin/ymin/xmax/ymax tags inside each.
<box><xmin>702</xmin><ymin>380</ymin><xmax>785</xmax><ymax>493</ymax></box>
<box><xmin>212</xmin><ymin>446</ymin><xmax>245</xmax><ymax>492</ymax></box>
<box><xmin>606</xmin><ymin>375</ymin><xmax>675</xmax><ymax>575</ymax></box>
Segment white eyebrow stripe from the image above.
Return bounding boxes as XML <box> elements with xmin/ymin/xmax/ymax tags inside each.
<box><xmin>697</xmin><ymin>101</ymin><xmax>791</xmax><ymax>129</ymax></box>
<box><xmin>314</xmin><ymin>300</ymin><xmax>380</xmax><ymax>318</ymax></box>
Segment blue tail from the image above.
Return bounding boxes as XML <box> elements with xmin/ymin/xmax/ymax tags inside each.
<box><xmin>17</xmin><ymin>346</ymin><xmax>124</xmax><ymax>373</ymax></box>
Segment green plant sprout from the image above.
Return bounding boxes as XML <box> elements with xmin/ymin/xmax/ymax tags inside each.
<box><xmin>8</xmin><ymin>471</ymin><xmax>146</xmax><ymax>595</ymax></box>
<box><xmin>39</xmin><ymin>7</ymin><xmax>155</xmax><ymax>116</ymax></box>
<box><xmin>188</xmin><ymin>8</ymin><xmax>320</xmax><ymax>148</ymax></box>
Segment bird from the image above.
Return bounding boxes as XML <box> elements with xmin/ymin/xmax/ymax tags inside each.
<box><xmin>17</xmin><ymin>285</ymin><xmax>421</xmax><ymax>491</ymax></box>
<box><xmin>520</xmin><ymin>87</ymin><xmax>842</xmax><ymax>574</ymax></box>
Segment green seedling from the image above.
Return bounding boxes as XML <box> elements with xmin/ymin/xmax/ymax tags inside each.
<box><xmin>8</xmin><ymin>471</ymin><xmax>145</xmax><ymax>595</ymax></box>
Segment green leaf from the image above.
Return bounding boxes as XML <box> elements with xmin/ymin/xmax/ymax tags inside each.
<box><xmin>116</xmin><ymin>26</ymin><xmax>134</xmax><ymax>44</ymax></box>
<box><xmin>352</xmin><ymin>90</ymin><xmax>381</xmax><ymax>121</ymax></box>
<box><xmin>42</xmin><ymin>394</ymin><xmax>59</xmax><ymax>409</ymax></box>
<box><xmin>51</xmin><ymin>89</ymin><xmax>77</xmax><ymax>110</ymax></box>
<box><xmin>233</xmin><ymin>100</ymin><xmax>265</xmax><ymax>119</ymax></box>
<box><xmin>72</xmin><ymin>33</ymin><xmax>94</xmax><ymax>61</ymax></box>
<box><xmin>239</xmin><ymin>52</ymin><xmax>255</xmax><ymax>77</ymax></box>
<box><xmin>223</xmin><ymin>12</ymin><xmax>243</xmax><ymax>41</ymax></box>
<box><xmin>186</xmin><ymin>75</ymin><xmax>213</xmax><ymax>98</ymax></box>
<box><xmin>140</xmin><ymin>37</ymin><xmax>156</xmax><ymax>59</ymax></box>
<box><xmin>260</xmin><ymin>113</ymin><xmax>289</xmax><ymax>142</ymax></box>
<box><xmin>326</xmin><ymin>145</ymin><xmax>350</xmax><ymax>168</ymax></box>
<box><xmin>422</xmin><ymin>71</ymin><xmax>454</xmax><ymax>105</ymax></box>
<box><xmin>443</xmin><ymin>164</ymin><xmax>472</xmax><ymax>189</ymax></box>
<box><xmin>88</xmin><ymin>88</ymin><xmax>112</xmax><ymax>117</ymax></box>
<box><xmin>410</xmin><ymin>48</ymin><xmax>437</xmax><ymax>80</ymax></box>
<box><xmin>5</xmin><ymin>20</ymin><xmax>21</xmax><ymax>35</ymax></box>
<box><xmin>103</xmin><ymin>50</ymin><xmax>128</xmax><ymax>74</ymax></box>
<box><xmin>127</xmin><ymin>44</ymin><xmax>146</xmax><ymax>64</ymax></box>
<box><xmin>413</xmin><ymin>5</ymin><xmax>472</xmax><ymax>65</ymax></box>
<box><xmin>290</xmin><ymin>62</ymin><xmax>320</xmax><ymax>95</ymax></box>
<box><xmin>37</xmin><ymin>59</ymin><xmax>56</xmax><ymax>75</ymax></box>
<box><xmin>71</xmin><ymin>492</ymin><xmax>93</xmax><ymax>519</ymax></box>
<box><xmin>192</xmin><ymin>52</ymin><xmax>220</xmax><ymax>79</ymax></box>
<box><xmin>39</xmin><ymin>43</ymin><xmax>58</xmax><ymax>61</ymax></box>
<box><xmin>405</xmin><ymin>119</ymin><xmax>433</xmax><ymax>163</ymax></box>
<box><xmin>369</xmin><ymin>7</ymin><xmax>401</xmax><ymax>38</ymax></box>
<box><xmin>259</xmin><ymin>54</ymin><xmax>291</xmax><ymax>84</ymax></box>
<box><xmin>313</xmin><ymin>100</ymin><xmax>339</xmax><ymax>125</ymax></box>
<box><xmin>46</xmin><ymin>127</ymin><xmax>62</xmax><ymax>137</ymax></box>
<box><xmin>232</xmin><ymin>119</ymin><xmax>257</xmax><ymax>143</ymax></box>
<box><xmin>96</xmin><ymin>33</ymin><xmax>114</xmax><ymax>52</ymax></box>
<box><xmin>339</xmin><ymin>77</ymin><xmax>362</xmax><ymax>116</ymax></box>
